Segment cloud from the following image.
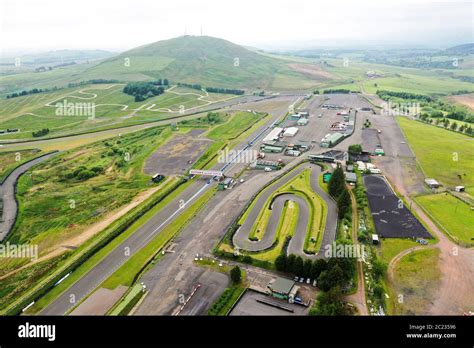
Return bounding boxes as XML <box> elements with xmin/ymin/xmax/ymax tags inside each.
<box><xmin>0</xmin><ymin>0</ymin><xmax>471</xmax><ymax>52</ymax></box>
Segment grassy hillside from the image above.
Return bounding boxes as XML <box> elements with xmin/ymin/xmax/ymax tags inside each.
<box><xmin>81</xmin><ymin>36</ymin><xmax>324</xmax><ymax>90</ymax></box>
<box><xmin>0</xmin><ymin>83</ymin><xmax>235</xmax><ymax>140</ymax></box>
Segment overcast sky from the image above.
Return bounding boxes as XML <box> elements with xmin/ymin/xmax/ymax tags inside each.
<box><xmin>0</xmin><ymin>0</ymin><xmax>472</xmax><ymax>54</ymax></box>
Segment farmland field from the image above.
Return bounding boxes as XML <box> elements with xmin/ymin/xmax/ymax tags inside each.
<box><xmin>397</xmin><ymin>117</ymin><xmax>474</xmax><ymax>191</ymax></box>
<box><xmin>388</xmin><ymin>248</ymin><xmax>441</xmax><ymax>315</ymax></box>
<box><xmin>415</xmin><ymin>193</ymin><xmax>474</xmax><ymax>246</ymax></box>
<box><xmin>319</xmin><ymin>58</ymin><xmax>474</xmax><ymax>95</ymax></box>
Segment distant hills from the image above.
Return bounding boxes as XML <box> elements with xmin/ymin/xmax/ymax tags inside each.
<box><xmin>444</xmin><ymin>43</ymin><xmax>474</xmax><ymax>55</ymax></box>
<box><xmin>0</xmin><ymin>49</ymin><xmax>115</xmax><ymax>66</ymax></box>
<box><xmin>80</xmin><ymin>36</ymin><xmax>327</xmax><ymax>90</ymax></box>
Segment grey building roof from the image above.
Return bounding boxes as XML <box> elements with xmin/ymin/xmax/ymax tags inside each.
<box><xmin>270</xmin><ymin>277</ymin><xmax>295</xmax><ymax>294</ymax></box>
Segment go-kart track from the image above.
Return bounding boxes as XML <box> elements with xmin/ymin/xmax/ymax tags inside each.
<box><xmin>363</xmin><ymin>175</ymin><xmax>432</xmax><ymax>239</ymax></box>
<box><xmin>233</xmin><ymin>163</ymin><xmax>338</xmax><ymax>259</ymax></box>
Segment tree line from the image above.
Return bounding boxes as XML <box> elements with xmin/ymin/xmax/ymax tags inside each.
<box><xmin>205</xmin><ymin>87</ymin><xmax>244</xmax><ymax>95</ymax></box>
<box><xmin>376</xmin><ymin>90</ymin><xmax>432</xmax><ymax>102</ymax></box>
<box><xmin>419</xmin><ymin>115</ymin><xmax>473</xmax><ymax>135</ymax></box>
<box><xmin>323</xmin><ymin>89</ymin><xmax>353</xmax><ymax>94</ymax></box>
<box><xmin>328</xmin><ymin>165</ymin><xmax>352</xmax><ymax>218</ymax></box>
<box><xmin>274</xmin><ymin>248</ymin><xmax>356</xmax><ymax>315</ymax></box>
<box><xmin>67</xmin><ymin>79</ymin><xmax>120</xmax><ymax>88</ymax></box>
<box><xmin>6</xmin><ymin>88</ymin><xmax>51</xmax><ymax>99</ymax></box>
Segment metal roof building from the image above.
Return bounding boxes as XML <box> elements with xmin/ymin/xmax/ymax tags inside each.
<box><xmin>263</xmin><ymin>127</ymin><xmax>283</xmax><ymax>143</ymax></box>
<box><xmin>320</xmin><ymin>132</ymin><xmax>346</xmax><ymax>148</ymax></box>
<box><xmin>283</xmin><ymin>127</ymin><xmax>299</xmax><ymax>137</ymax></box>
<box><xmin>345</xmin><ymin>172</ymin><xmax>357</xmax><ymax>183</ymax></box>
<box><xmin>268</xmin><ymin>277</ymin><xmax>295</xmax><ymax>299</ymax></box>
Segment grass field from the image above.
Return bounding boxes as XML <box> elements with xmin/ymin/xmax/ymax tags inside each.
<box><xmin>397</xmin><ymin>117</ymin><xmax>474</xmax><ymax>191</ymax></box>
<box><xmin>415</xmin><ymin>193</ymin><xmax>474</xmax><ymax>246</ymax></box>
<box><xmin>7</xmin><ymin>127</ymin><xmax>173</xmax><ymax>257</ymax></box>
<box><xmin>0</xmin><ymin>253</ymin><xmax>70</xmax><ymax>312</ymax></box>
<box><xmin>376</xmin><ymin>238</ymin><xmax>420</xmax><ymax>265</ymax></box>
<box><xmin>0</xmin><ymin>149</ymin><xmax>42</xmax><ymax>182</ymax></box>
<box><xmin>388</xmin><ymin>248</ymin><xmax>441</xmax><ymax>315</ymax></box>
<box><xmin>319</xmin><ymin>57</ymin><xmax>474</xmax><ymax>95</ymax></box>
<box><xmin>250</xmin><ymin>201</ymin><xmax>299</xmax><ymax>263</ymax></box>
<box><xmin>108</xmin><ymin>283</ymin><xmax>144</xmax><ymax>315</ymax></box>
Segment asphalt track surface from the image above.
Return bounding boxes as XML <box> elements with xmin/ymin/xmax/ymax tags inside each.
<box><xmin>363</xmin><ymin>175</ymin><xmax>431</xmax><ymax>239</ymax></box>
<box><xmin>233</xmin><ymin>163</ymin><xmax>337</xmax><ymax>259</ymax></box>
<box><xmin>0</xmin><ymin>152</ymin><xmax>58</xmax><ymax>241</ymax></box>
<box><xmin>40</xmin><ymin>96</ymin><xmax>296</xmax><ymax>315</ymax></box>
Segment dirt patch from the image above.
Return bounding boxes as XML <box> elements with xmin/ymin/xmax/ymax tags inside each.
<box><xmin>445</xmin><ymin>93</ymin><xmax>474</xmax><ymax>111</ymax></box>
<box><xmin>70</xmin><ymin>286</ymin><xmax>128</xmax><ymax>315</ymax></box>
<box><xmin>144</xmin><ymin>133</ymin><xmax>211</xmax><ymax>176</ymax></box>
<box><xmin>288</xmin><ymin>63</ymin><xmax>334</xmax><ymax>80</ymax></box>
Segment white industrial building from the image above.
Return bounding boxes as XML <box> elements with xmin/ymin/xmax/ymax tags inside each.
<box><xmin>263</xmin><ymin>127</ymin><xmax>283</xmax><ymax>143</ymax></box>
<box><xmin>283</xmin><ymin>127</ymin><xmax>299</xmax><ymax>137</ymax></box>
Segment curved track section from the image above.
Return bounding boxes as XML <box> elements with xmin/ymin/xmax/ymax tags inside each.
<box><xmin>233</xmin><ymin>163</ymin><xmax>337</xmax><ymax>259</ymax></box>
<box><xmin>0</xmin><ymin>152</ymin><xmax>58</xmax><ymax>241</ymax></box>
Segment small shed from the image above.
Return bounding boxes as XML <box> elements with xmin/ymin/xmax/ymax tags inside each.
<box><xmin>425</xmin><ymin>178</ymin><xmax>440</xmax><ymax>188</ymax></box>
<box><xmin>372</xmin><ymin>234</ymin><xmax>379</xmax><ymax>245</ymax></box>
<box><xmin>345</xmin><ymin>172</ymin><xmax>357</xmax><ymax>184</ymax></box>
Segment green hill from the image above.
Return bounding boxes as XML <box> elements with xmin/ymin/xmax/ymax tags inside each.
<box><xmin>81</xmin><ymin>36</ymin><xmax>326</xmax><ymax>90</ymax></box>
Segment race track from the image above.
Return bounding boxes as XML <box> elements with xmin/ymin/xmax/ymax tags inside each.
<box><xmin>233</xmin><ymin>163</ymin><xmax>337</xmax><ymax>259</ymax></box>
<box><xmin>0</xmin><ymin>151</ymin><xmax>58</xmax><ymax>241</ymax></box>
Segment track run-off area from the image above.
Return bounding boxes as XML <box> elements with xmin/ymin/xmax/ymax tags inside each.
<box><xmin>232</xmin><ymin>162</ymin><xmax>337</xmax><ymax>259</ymax></box>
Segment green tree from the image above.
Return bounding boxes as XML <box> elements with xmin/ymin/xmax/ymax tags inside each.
<box><xmin>328</xmin><ymin>165</ymin><xmax>345</xmax><ymax>198</ymax></box>
<box><xmin>286</xmin><ymin>254</ymin><xmax>296</xmax><ymax>273</ymax></box>
<box><xmin>275</xmin><ymin>254</ymin><xmax>287</xmax><ymax>272</ymax></box>
<box><xmin>372</xmin><ymin>259</ymin><xmax>387</xmax><ymax>281</ymax></box>
<box><xmin>311</xmin><ymin>259</ymin><xmax>327</xmax><ymax>280</ymax></box>
<box><xmin>303</xmin><ymin>259</ymin><xmax>313</xmax><ymax>279</ymax></box>
<box><xmin>373</xmin><ymin>284</ymin><xmax>384</xmax><ymax>299</ymax></box>
<box><xmin>293</xmin><ymin>256</ymin><xmax>304</xmax><ymax>276</ymax></box>
<box><xmin>230</xmin><ymin>266</ymin><xmax>242</xmax><ymax>284</ymax></box>
<box><xmin>317</xmin><ymin>264</ymin><xmax>344</xmax><ymax>291</ymax></box>
<box><xmin>348</xmin><ymin>144</ymin><xmax>362</xmax><ymax>156</ymax></box>
<box><xmin>337</xmin><ymin>187</ymin><xmax>352</xmax><ymax>218</ymax></box>
<box><xmin>328</xmin><ymin>252</ymin><xmax>356</xmax><ymax>282</ymax></box>
<box><xmin>310</xmin><ymin>286</ymin><xmax>347</xmax><ymax>316</ymax></box>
